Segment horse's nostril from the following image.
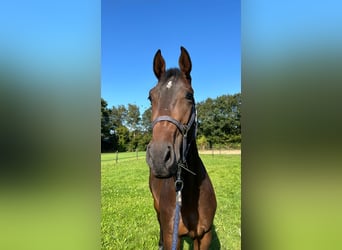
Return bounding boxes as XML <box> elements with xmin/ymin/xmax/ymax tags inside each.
<box><xmin>164</xmin><ymin>145</ymin><xmax>175</xmax><ymax>168</ymax></box>
<box><xmin>164</xmin><ymin>147</ymin><xmax>171</xmax><ymax>162</ymax></box>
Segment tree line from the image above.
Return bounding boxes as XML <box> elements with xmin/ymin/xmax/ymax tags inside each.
<box><xmin>101</xmin><ymin>93</ymin><xmax>241</xmax><ymax>152</ymax></box>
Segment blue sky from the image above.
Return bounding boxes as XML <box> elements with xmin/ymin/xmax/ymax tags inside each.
<box><xmin>101</xmin><ymin>0</ymin><xmax>240</xmax><ymax>111</ymax></box>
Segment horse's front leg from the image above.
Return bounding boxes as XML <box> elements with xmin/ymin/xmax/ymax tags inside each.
<box><xmin>158</xmin><ymin>225</ymin><xmax>163</xmax><ymax>250</ymax></box>
<box><xmin>162</xmin><ymin>230</ymin><xmax>181</xmax><ymax>250</ymax></box>
<box><xmin>193</xmin><ymin>229</ymin><xmax>212</xmax><ymax>250</ymax></box>
<box><xmin>156</xmin><ymin>212</ymin><xmax>164</xmax><ymax>250</ymax></box>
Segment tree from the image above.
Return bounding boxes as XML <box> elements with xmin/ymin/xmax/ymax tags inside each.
<box><xmin>111</xmin><ymin>105</ymin><xmax>127</xmax><ymax>127</ymax></box>
<box><xmin>141</xmin><ymin>107</ymin><xmax>152</xmax><ymax>132</ymax></box>
<box><xmin>196</xmin><ymin>93</ymin><xmax>241</xmax><ymax>148</ymax></box>
<box><xmin>196</xmin><ymin>135</ymin><xmax>208</xmax><ymax>150</ymax></box>
<box><xmin>124</xmin><ymin>104</ymin><xmax>141</xmax><ymax>151</ymax></box>
<box><xmin>115</xmin><ymin>125</ymin><xmax>130</xmax><ymax>152</ymax></box>
<box><xmin>101</xmin><ymin>98</ymin><xmax>115</xmax><ymax>152</ymax></box>
<box><xmin>126</xmin><ymin>104</ymin><xmax>141</xmax><ymax>131</ymax></box>
<box><xmin>101</xmin><ymin>98</ymin><xmax>110</xmax><ymax>138</ymax></box>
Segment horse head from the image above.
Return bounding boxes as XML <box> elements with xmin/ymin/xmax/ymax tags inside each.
<box><xmin>146</xmin><ymin>47</ymin><xmax>196</xmax><ymax>178</ymax></box>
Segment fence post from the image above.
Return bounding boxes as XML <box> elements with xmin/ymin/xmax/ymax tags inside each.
<box><xmin>116</xmin><ymin>150</ymin><xmax>118</xmax><ymax>163</ymax></box>
<box><xmin>136</xmin><ymin>148</ymin><xmax>138</xmax><ymax>160</ymax></box>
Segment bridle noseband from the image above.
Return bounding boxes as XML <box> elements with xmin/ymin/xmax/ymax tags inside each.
<box><xmin>151</xmin><ymin>105</ymin><xmax>197</xmax><ymax>176</ymax></box>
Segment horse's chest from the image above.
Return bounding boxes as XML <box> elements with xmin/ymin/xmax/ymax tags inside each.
<box><xmin>178</xmin><ymin>212</ymin><xmax>207</xmax><ymax>238</ymax></box>
<box><xmin>178</xmin><ymin>218</ymin><xmax>190</xmax><ymax>235</ymax></box>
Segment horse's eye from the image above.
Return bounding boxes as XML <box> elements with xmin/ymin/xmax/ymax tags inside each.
<box><xmin>185</xmin><ymin>92</ymin><xmax>194</xmax><ymax>102</ymax></box>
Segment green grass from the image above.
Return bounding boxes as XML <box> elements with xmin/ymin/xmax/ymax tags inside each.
<box><xmin>101</xmin><ymin>152</ymin><xmax>240</xmax><ymax>249</ymax></box>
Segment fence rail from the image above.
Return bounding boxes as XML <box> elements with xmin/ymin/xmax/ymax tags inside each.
<box><xmin>198</xmin><ymin>149</ymin><xmax>241</xmax><ymax>155</ymax></box>
<box><xmin>101</xmin><ymin>150</ymin><xmax>144</xmax><ymax>163</ymax></box>
<box><xmin>101</xmin><ymin>149</ymin><xmax>241</xmax><ymax>166</ymax></box>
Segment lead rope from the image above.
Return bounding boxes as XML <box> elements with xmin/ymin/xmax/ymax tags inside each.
<box><xmin>171</xmin><ymin>166</ymin><xmax>183</xmax><ymax>250</ymax></box>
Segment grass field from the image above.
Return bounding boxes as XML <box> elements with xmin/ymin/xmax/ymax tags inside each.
<box><xmin>101</xmin><ymin>152</ymin><xmax>240</xmax><ymax>250</ymax></box>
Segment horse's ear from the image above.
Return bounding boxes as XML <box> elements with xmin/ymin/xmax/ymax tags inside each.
<box><xmin>153</xmin><ymin>49</ymin><xmax>166</xmax><ymax>80</ymax></box>
<box><xmin>179</xmin><ymin>46</ymin><xmax>192</xmax><ymax>80</ymax></box>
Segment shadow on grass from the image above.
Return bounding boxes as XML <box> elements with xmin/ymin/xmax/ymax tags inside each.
<box><xmin>181</xmin><ymin>224</ymin><xmax>221</xmax><ymax>249</ymax></box>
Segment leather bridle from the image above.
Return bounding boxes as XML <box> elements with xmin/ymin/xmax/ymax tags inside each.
<box><xmin>151</xmin><ymin>105</ymin><xmax>197</xmax><ymax>175</ymax></box>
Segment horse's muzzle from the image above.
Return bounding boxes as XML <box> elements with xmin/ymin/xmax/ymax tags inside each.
<box><xmin>146</xmin><ymin>142</ymin><xmax>177</xmax><ymax>178</ymax></box>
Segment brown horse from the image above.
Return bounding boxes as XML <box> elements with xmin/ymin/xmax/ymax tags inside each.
<box><xmin>146</xmin><ymin>47</ymin><xmax>217</xmax><ymax>250</ymax></box>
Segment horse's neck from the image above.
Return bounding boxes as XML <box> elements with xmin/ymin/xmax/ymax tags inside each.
<box><xmin>184</xmin><ymin>142</ymin><xmax>206</xmax><ymax>182</ymax></box>
<box><xmin>181</xmin><ymin>145</ymin><xmax>206</xmax><ymax>201</ymax></box>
